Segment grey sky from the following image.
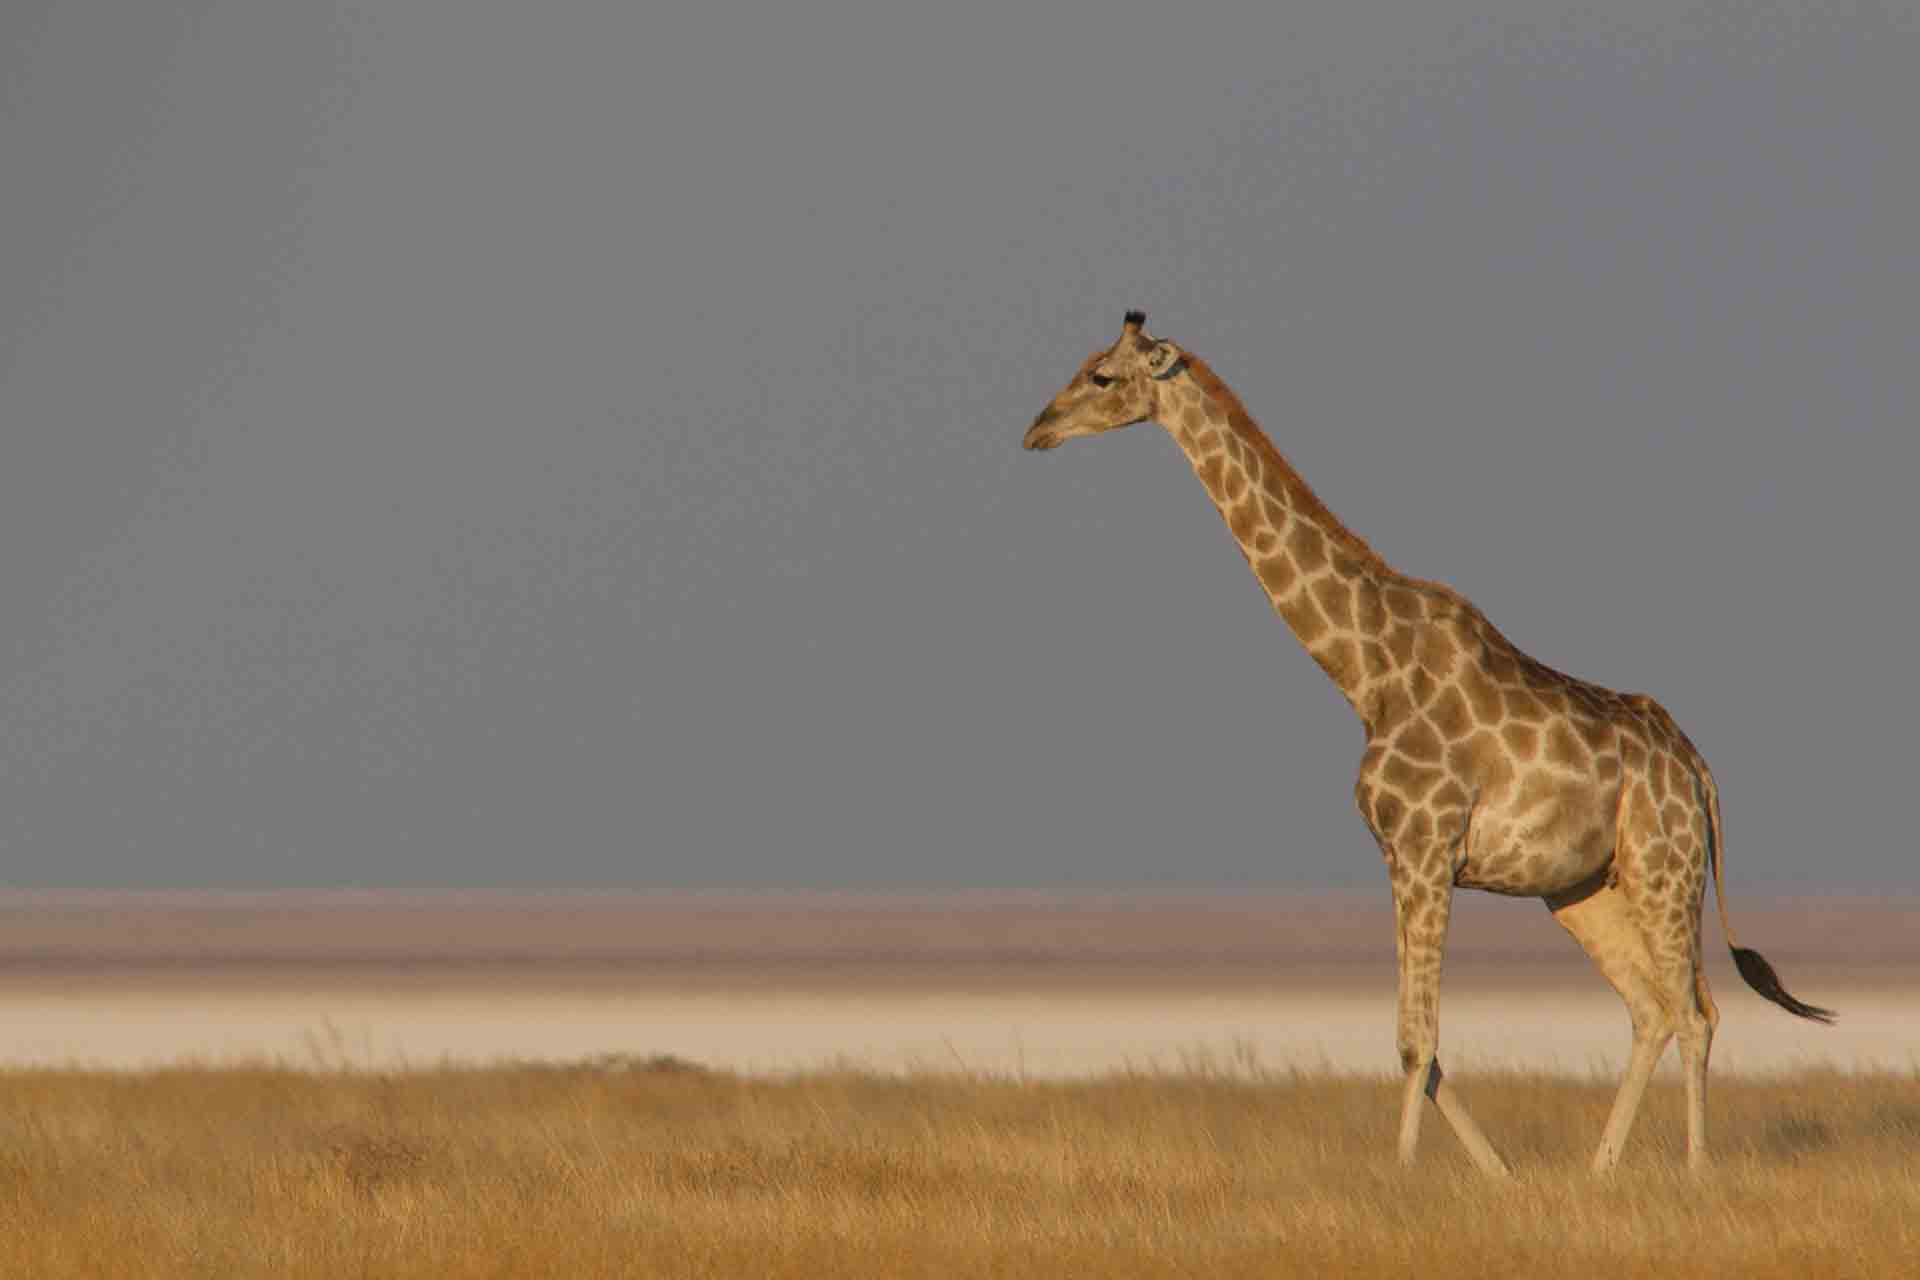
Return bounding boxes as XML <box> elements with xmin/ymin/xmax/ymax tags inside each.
<box><xmin>1</xmin><ymin>2</ymin><xmax>1914</xmax><ymax>887</ymax></box>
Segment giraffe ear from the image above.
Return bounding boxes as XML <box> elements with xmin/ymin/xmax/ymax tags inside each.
<box><xmin>1146</xmin><ymin>342</ymin><xmax>1187</xmax><ymax>380</ymax></box>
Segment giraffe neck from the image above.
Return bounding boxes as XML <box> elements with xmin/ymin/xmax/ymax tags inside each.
<box><xmin>1160</xmin><ymin>357</ymin><xmax>1404</xmax><ymax>723</ymax></box>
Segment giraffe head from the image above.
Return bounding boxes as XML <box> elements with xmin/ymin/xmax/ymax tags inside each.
<box><xmin>1023</xmin><ymin>310</ymin><xmax>1188</xmax><ymax>451</ymax></box>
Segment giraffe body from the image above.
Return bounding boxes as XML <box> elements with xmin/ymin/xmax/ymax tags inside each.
<box><xmin>1023</xmin><ymin>311</ymin><xmax>1831</xmax><ymax>1174</ymax></box>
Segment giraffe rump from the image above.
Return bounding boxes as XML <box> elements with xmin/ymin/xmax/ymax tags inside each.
<box><xmin>1731</xmin><ymin>946</ymin><xmax>1837</xmax><ymax>1024</ymax></box>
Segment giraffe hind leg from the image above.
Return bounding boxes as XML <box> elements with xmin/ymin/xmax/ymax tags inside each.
<box><xmin>1546</xmin><ymin>870</ymin><xmax>1678</xmax><ymax>1172</ymax></box>
<box><xmin>1660</xmin><ymin>857</ymin><xmax>1717</xmax><ymax>1169</ymax></box>
<box><xmin>1625</xmin><ymin>795</ymin><xmax>1718</xmax><ymax>1169</ymax></box>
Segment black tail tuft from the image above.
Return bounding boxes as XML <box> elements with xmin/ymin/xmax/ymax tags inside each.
<box><xmin>1732</xmin><ymin>946</ymin><xmax>1836</xmax><ymax>1024</ymax></box>
<box><xmin>1123</xmin><ymin>309</ymin><xmax>1147</xmax><ymax>328</ymax></box>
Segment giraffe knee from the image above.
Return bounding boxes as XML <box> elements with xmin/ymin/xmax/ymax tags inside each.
<box><xmin>1397</xmin><ymin>1040</ymin><xmax>1429</xmax><ymax>1075</ymax></box>
<box><xmin>1695</xmin><ymin>972</ymin><xmax>1720</xmax><ymax>1033</ymax></box>
<box><xmin>1676</xmin><ymin>1000</ymin><xmax>1714</xmax><ymax>1051</ymax></box>
<box><xmin>1623</xmin><ymin>998</ymin><xmax>1670</xmax><ymax>1041</ymax></box>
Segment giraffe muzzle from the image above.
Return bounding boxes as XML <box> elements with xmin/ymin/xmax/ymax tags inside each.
<box><xmin>1023</xmin><ymin>406</ymin><xmax>1064</xmax><ymax>451</ymax></box>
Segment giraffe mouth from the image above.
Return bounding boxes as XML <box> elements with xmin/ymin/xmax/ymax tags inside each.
<box><xmin>1023</xmin><ymin>408</ymin><xmax>1065</xmax><ymax>451</ymax></box>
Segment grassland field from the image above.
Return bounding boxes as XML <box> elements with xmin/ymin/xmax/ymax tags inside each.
<box><xmin>3</xmin><ymin>1059</ymin><xmax>1916</xmax><ymax>1279</ymax></box>
<box><xmin>0</xmin><ymin>891</ymin><xmax>1912</xmax><ymax>1276</ymax></box>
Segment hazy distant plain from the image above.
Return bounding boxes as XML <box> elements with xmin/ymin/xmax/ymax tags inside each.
<box><xmin>2</xmin><ymin>891</ymin><xmax>1910</xmax><ymax>1076</ymax></box>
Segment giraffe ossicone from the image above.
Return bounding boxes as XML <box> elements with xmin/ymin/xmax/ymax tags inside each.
<box><xmin>1023</xmin><ymin>310</ymin><xmax>1833</xmax><ymax>1175</ymax></box>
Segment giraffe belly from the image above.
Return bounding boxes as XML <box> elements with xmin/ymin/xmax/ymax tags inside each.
<box><xmin>1456</xmin><ymin>778</ymin><xmax>1617</xmax><ymax>896</ymax></box>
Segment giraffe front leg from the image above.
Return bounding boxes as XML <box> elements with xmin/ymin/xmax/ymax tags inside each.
<box><xmin>1391</xmin><ymin>874</ymin><xmax>1510</xmax><ymax>1176</ymax></box>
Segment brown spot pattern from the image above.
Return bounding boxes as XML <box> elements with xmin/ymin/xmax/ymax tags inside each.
<box><xmin>1416</xmin><ymin>626</ymin><xmax>1458</xmax><ymax>674</ymax></box>
<box><xmin>1428</xmin><ymin>686</ymin><xmax>1472</xmax><ymax>740</ymax></box>
<box><xmin>1286</xmin><ymin>595</ymin><xmax>1328</xmax><ymax>646</ymax></box>
<box><xmin>1228</xmin><ymin>498</ymin><xmax>1259</xmax><ymax>542</ymax></box>
<box><xmin>1312</xmin><ymin>576</ymin><xmax>1354</xmax><ymax>628</ymax></box>
<box><xmin>1355</xmin><ymin>584</ymin><xmax>1387</xmax><ymax>634</ymax></box>
<box><xmin>1257</xmin><ymin>555</ymin><xmax>1297</xmax><ymax>598</ymax></box>
<box><xmin>1385</xmin><ymin>624</ymin><xmax>1417</xmax><ymax>666</ymax></box>
<box><xmin>1461</xmin><ymin>670</ymin><xmax>1504</xmax><ymax>725</ymax></box>
<box><xmin>1196</xmin><ymin>455</ymin><xmax>1226</xmax><ymax>500</ymax></box>
<box><xmin>1383</xmin><ymin>587</ymin><xmax>1424</xmax><ymax>621</ymax></box>
<box><xmin>1397</xmin><ymin>720</ymin><xmax>1444</xmax><ymax>763</ymax></box>
<box><xmin>1317</xmin><ymin>636</ymin><xmax>1359</xmax><ymax>685</ymax></box>
<box><xmin>1545</xmin><ymin>723</ymin><xmax>1589</xmax><ymax>770</ymax></box>
<box><xmin>1504</xmin><ymin>687</ymin><xmax>1543</xmax><ymax>721</ymax></box>
<box><xmin>1288</xmin><ymin>523</ymin><xmax>1327</xmax><ymax>573</ymax></box>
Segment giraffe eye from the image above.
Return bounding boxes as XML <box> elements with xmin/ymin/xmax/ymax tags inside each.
<box><xmin>1088</xmin><ymin>373</ymin><xmax>1114</xmax><ymax>388</ymax></box>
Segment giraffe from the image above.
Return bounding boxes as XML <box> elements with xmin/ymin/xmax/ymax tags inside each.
<box><xmin>1021</xmin><ymin>310</ymin><xmax>1832</xmax><ymax>1175</ymax></box>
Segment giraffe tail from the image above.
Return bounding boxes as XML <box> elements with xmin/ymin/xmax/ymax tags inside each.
<box><xmin>1699</xmin><ymin>757</ymin><xmax>1837</xmax><ymax>1024</ymax></box>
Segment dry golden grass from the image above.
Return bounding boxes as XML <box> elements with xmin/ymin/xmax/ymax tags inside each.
<box><xmin>0</xmin><ymin>1056</ymin><xmax>1913</xmax><ymax>1278</ymax></box>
